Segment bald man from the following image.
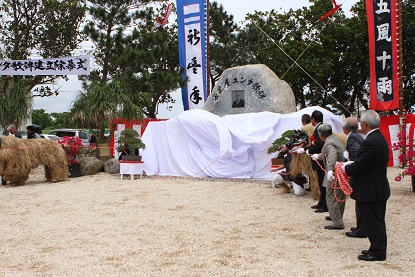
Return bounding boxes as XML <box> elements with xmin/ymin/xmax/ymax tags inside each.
<box><xmin>343</xmin><ymin>111</ymin><xmax>390</xmax><ymax>261</ymax></box>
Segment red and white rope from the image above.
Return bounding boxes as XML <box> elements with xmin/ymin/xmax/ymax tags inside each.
<box><xmin>331</xmin><ymin>162</ymin><xmax>353</xmax><ymax>203</ymax></box>
<box><xmin>314</xmin><ymin>159</ymin><xmax>353</xmax><ymax>203</ymax></box>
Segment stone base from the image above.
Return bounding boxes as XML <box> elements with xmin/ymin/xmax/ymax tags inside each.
<box><xmin>99</xmin><ymin>156</ymin><xmax>114</xmax><ymax>163</ymax></box>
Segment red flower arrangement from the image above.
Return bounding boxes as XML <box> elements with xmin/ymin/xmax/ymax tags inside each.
<box><xmin>58</xmin><ymin>136</ymin><xmax>84</xmax><ymax>166</ymax></box>
<box><xmin>392</xmin><ymin>130</ymin><xmax>415</xmax><ymax>181</ymax></box>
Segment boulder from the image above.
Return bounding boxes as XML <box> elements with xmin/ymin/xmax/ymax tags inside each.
<box><xmin>203</xmin><ymin>64</ymin><xmax>296</xmax><ymax>116</ymax></box>
<box><xmin>104</xmin><ymin>157</ymin><xmax>120</xmax><ymax>174</ymax></box>
<box><xmin>77</xmin><ymin>157</ymin><xmax>104</xmax><ymax>176</ymax></box>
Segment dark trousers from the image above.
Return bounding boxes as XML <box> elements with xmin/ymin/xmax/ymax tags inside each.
<box><xmin>316</xmin><ymin>169</ymin><xmax>326</xmax><ymax>208</ymax></box>
<box><xmin>358</xmin><ymin>200</ymin><xmax>388</xmax><ymax>259</ymax></box>
<box><xmin>354</xmin><ymin>201</ymin><xmax>367</xmax><ymax>235</ymax></box>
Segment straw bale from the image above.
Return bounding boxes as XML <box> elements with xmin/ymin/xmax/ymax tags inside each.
<box><xmin>21</xmin><ymin>139</ymin><xmax>69</xmax><ymax>182</ymax></box>
<box><xmin>0</xmin><ymin>136</ymin><xmax>68</xmax><ymax>186</ymax></box>
<box><xmin>333</xmin><ymin>132</ymin><xmax>347</xmax><ymax>148</ymax></box>
<box><xmin>0</xmin><ymin>136</ymin><xmax>32</xmax><ymax>185</ymax></box>
<box><xmin>296</xmin><ymin>125</ymin><xmax>347</xmax><ymax>200</ymax></box>
<box><xmin>301</xmin><ymin>124</ymin><xmax>314</xmax><ymax>147</ymax></box>
<box><xmin>291</xmin><ymin>154</ymin><xmax>319</xmax><ymax>200</ymax></box>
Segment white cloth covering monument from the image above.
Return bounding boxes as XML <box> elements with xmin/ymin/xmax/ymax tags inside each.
<box><xmin>141</xmin><ymin>65</ymin><xmax>343</xmax><ymax>180</ymax></box>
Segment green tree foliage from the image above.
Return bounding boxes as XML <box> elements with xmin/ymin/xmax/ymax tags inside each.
<box><xmin>77</xmin><ymin>1</ymin><xmax>155</xmax><ymax>141</ymax></box>
<box><xmin>30</xmin><ymin>110</ymin><xmax>75</xmax><ymax>130</ymax></box>
<box><xmin>74</xmin><ymin>0</ymin><xmax>181</xmax><ymax>143</ymax></box>
<box><xmin>117</xmin><ymin>128</ymin><xmax>146</xmax><ymax>156</ymax></box>
<box><xmin>233</xmin><ymin>0</ymin><xmax>357</xmax><ymax>114</ymax></box>
<box><xmin>31</xmin><ymin>109</ymin><xmax>53</xmax><ymax>128</ymax></box>
<box><xmin>69</xmin><ymin>80</ymin><xmax>130</xmax><ymax>141</ymax></box>
<box><xmin>208</xmin><ymin>1</ymin><xmax>240</xmax><ymax>91</ymax></box>
<box><xmin>222</xmin><ymin>0</ymin><xmax>415</xmax><ymax>115</ymax></box>
<box><xmin>0</xmin><ymin>0</ymin><xmax>86</xmax><ymax>132</ymax></box>
<box><xmin>267</xmin><ymin>130</ymin><xmax>296</xmax><ymax>154</ymax></box>
<box><xmin>50</xmin><ymin>112</ymin><xmax>73</xmax><ymax>129</ymax></box>
<box><xmin>401</xmin><ymin>0</ymin><xmax>415</xmax><ymax>112</ymax></box>
<box><xmin>117</xmin><ymin>5</ymin><xmax>186</xmax><ymax>118</ymax></box>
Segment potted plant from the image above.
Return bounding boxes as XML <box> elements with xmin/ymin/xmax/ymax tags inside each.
<box><xmin>268</xmin><ymin>130</ymin><xmax>296</xmax><ymax>154</ymax></box>
<box><xmin>117</xmin><ymin>128</ymin><xmax>146</xmax><ymax>161</ymax></box>
<box><xmin>392</xmin><ymin>129</ymin><xmax>415</xmax><ymax>192</ymax></box>
<box><xmin>58</xmin><ymin>136</ymin><xmax>83</xmax><ymax>177</ymax></box>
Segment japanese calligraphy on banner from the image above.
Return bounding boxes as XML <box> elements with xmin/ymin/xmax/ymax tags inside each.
<box><xmin>177</xmin><ymin>0</ymin><xmax>207</xmax><ymax>110</ymax></box>
<box><xmin>366</xmin><ymin>0</ymin><xmax>400</xmax><ymax>111</ymax></box>
<box><xmin>0</xmin><ymin>55</ymin><xmax>90</xmax><ymax>76</ymax></box>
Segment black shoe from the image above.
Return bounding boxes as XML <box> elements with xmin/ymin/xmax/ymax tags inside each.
<box><xmin>345</xmin><ymin>231</ymin><xmax>367</xmax><ymax>238</ymax></box>
<box><xmin>358</xmin><ymin>253</ymin><xmax>386</xmax><ymax>261</ymax></box>
<box><xmin>350</xmin><ymin>227</ymin><xmax>357</xmax><ymax>232</ymax></box>
<box><xmin>325</xmin><ymin>216</ymin><xmax>332</xmax><ymax>221</ymax></box>
<box><xmin>324</xmin><ymin>225</ymin><xmax>344</xmax><ymax>230</ymax></box>
<box><xmin>361</xmin><ymin>250</ymin><xmax>369</xmax><ymax>255</ymax></box>
<box><xmin>311</xmin><ymin>204</ymin><xmax>320</xmax><ymax>209</ymax></box>
<box><xmin>315</xmin><ymin>207</ymin><xmax>328</xmax><ymax>213</ymax></box>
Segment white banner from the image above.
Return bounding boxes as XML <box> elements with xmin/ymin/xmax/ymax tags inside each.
<box><xmin>177</xmin><ymin>0</ymin><xmax>207</xmax><ymax>110</ymax></box>
<box><xmin>0</xmin><ymin>55</ymin><xmax>90</xmax><ymax>76</ymax></box>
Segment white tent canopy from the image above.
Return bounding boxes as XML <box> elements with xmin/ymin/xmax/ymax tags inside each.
<box><xmin>141</xmin><ymin>106</ymin><xmax>344</xmax><ymax>180</ymax></box>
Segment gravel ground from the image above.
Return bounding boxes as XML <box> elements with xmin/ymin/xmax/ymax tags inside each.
<box><xmin>0</xmin><ymin>167</ymin><xmax>414</xmax><ymax>276</ymax></box>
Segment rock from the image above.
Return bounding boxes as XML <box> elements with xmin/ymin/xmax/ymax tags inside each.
<box><xmin>77</xmin><ymin>157</ymin><xmax>104</xmax><ymax>176</ymax></box>
<box><xmin>104</xmin><ymin>158</ymin><xmax>120</xmax><ymax>174</ymax></box>
<box><xmin>203</xmin><ymin>64</ymin><xmax>296</xmax><ymax>116</ymax></box>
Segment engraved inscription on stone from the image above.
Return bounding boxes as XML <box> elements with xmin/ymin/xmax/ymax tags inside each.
<box><xmin>203</xmin><ymin>64</ymin><xmax>296</xmax><ymax>116</ymax></box>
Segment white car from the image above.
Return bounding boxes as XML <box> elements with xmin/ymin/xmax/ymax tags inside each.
<box><xmin>40</xmin><ymin>134</ymin><xmax>61</xmax><ymax>141</ymax></box>
<box><xmin>48</xmin><ymin>129</ymin><xmax>90</xmax><ymax>146</ymax></box>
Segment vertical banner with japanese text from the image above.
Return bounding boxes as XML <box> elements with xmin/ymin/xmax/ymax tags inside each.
<box><xmin>177</xmin><ymin>0</ymin><xmax>207</xmax><ymax>110</ymax></box>
<box><xmin>366</xmin><ymin>0</ymin><xmax>400</xmax><ymax>111</ymax></box>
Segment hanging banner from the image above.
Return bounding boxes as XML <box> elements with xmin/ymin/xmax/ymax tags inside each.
<box><xmin>177</xmin><ymin>0</ymin><xmax>207</xmax><ymax>110</ymax></box>
<box><xmin>366</xmin><ymin>0</ymin><xmax>400</xmax><ymax>111</ymax></box>
<box><xmin>0</xmin><ymin>55</ymin><xmax>90</xmax><ymax>76</ymax></box>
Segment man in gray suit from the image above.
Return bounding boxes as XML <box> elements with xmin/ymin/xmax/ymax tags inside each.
<box><xmin>312</xmin><ymin>124</ymin><xmax>346</xmax><ymax>230</ymax></box>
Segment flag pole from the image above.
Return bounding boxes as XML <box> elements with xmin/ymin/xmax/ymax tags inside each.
<box><xmin>205</xmin><ymin>0</ymin><xmax>211</xmax><ymax>96</ymax></box>
<box><xmin>397</xmin><ymin>0</ymin><xmax>405</xmax><ymax>167</ymax></box>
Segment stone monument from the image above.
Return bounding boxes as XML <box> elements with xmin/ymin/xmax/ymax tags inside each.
<box><xmin>203</xmin><ymin>64</ymin><xmax>296</xmax><ymax>116</ymax></box>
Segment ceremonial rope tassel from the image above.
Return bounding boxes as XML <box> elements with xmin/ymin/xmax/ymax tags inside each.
<box><xmin>331</xmin><ymin>162</ymin><xmax>353</xmax><ymax>203</ymax></box>
<box><xmin>315</xmin><ymin>159</ymin><xmax>352</xmax><ymax>203</ymax></box>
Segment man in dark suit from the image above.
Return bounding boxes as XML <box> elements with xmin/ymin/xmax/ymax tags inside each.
<box><xmin>343</xmin><ymin>110</ymin><xmax>390</xmax><ymax>261</ymax></box>
<box><xmin>298</xmin><ymin>110</ymin><xmax>327</xmax><ymax>213</ymax></box>
<box><xmin>342</xmin><ymin>117</ymin><xmax>366</xmax><ymax>238</ymax></box>
<box><xmin>301</xmin><ymin>114</ymin><xmax>311</xmax><ymax>126</ymax></box>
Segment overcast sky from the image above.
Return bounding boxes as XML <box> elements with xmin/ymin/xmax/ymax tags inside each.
<box><xmin>33</xmin><ymin>0</ymin><xmax>358</xmax><ymax>118</ymax></box>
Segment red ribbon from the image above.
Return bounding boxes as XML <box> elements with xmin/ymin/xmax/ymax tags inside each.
<box><xmin>318</xmin><ymin>0</ymin><xmax>342</xmax><ymax>21</ymax></box>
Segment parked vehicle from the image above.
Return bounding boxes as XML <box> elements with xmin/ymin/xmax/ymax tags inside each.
<box><xmin>48</xmin><ymin>129</ymin><xmax>90</xmax><ymax>146</ymax></box>
<box><xmin>15</xmin><ymin>131</ymin><xmax>28</xmax><ymax>139</ymax></box>
<box><xmin>40</xmin><ymin>134</ymin><xmax>61</xmax><ymax>141</ymax></box>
